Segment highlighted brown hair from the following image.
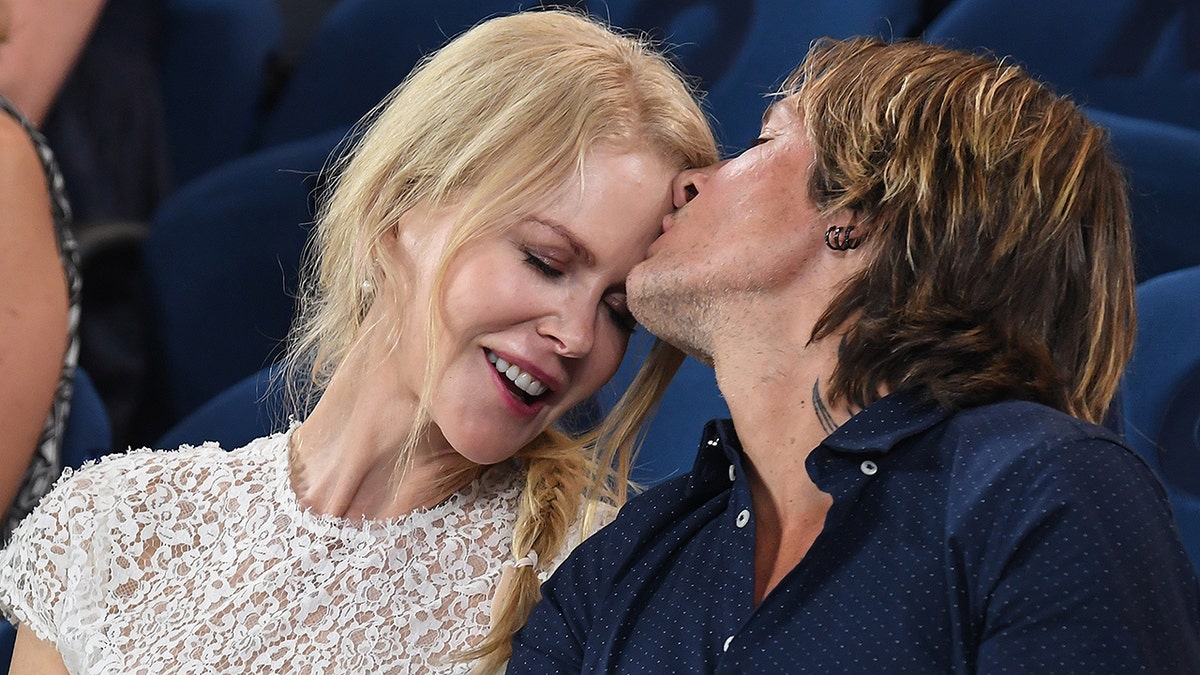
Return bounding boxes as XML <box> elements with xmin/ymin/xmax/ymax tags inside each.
<box><xmin>792</xmin><ymin>37</ymin><xmax>1135</xmax><ymax>423</ymax></box>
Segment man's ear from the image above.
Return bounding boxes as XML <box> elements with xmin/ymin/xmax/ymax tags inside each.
<box><xmin>821</xmin><ymin>210</ymin><xmax>871</xmax><ymax>251</ymax></box>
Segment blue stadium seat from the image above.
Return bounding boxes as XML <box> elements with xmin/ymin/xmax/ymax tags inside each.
<box><xmin>1158</xmin><ymin>365</ymin><xmax>1200</xmax><ymax>570</ymax></box>
<box><xmin>1122</xmin><ymin>264</ymin><xmax>1200</xmax><ymax>571</ymax></box>
<box><xmin>156</xmin><ymin>365</ymin><xmax>287</xmax><ymax>451</ymax></box>
<box><xmin>143</xmin><ymin>127</ymin><xmax>348</xmax><ymax>422</ymax></box>
<box><xmin>924</xmin><ymin>0</ymin><xmax>1200</xmax><ymax>133</ymax></box>
<box><xmin>1086</xmin><ymin>108</ymin><xmax>1200</xmax><ymax>281</ymax></box>
<box><xmin>61</xmin><ymin>367</ymin><xmax>113</xmax><ymax>466</ymax></box>
<box><xmin>0</xmin><ymin>621</ymin><xmax>11</xmax><ymax>672</ymax></box>
<box><xmin>160</xmin><ymin>0</ymin><xmax>284</xmax><ymax>185</ymax></box>
<box><xmin>259</xmin><ymin>0</ymin><xmax>519</xmax><ymax>148</ymax></box>
<box><xmin>595</xmin><ymin>329</ymin><xmax>727</xmax><ymax>486</ymax></box>
<box><xmin>594</xmin><ymin>0</ymin><xmax>928</xmax><ymax>153</ymax></box>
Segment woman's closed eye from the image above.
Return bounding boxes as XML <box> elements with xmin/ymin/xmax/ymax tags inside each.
<box><xmin>523</xmin><ymin>250</ymin><xmax>564</xmax><ymax>278</ymax></box>
<box><xmin>522</xmin><ymin>243</ymin><xmax>635</xmax><ymax>333</ymax></box>
<box><xmin>604</xmin><ymin>293</ymin><xmax>637</xmax><ymax>334</ymax></box>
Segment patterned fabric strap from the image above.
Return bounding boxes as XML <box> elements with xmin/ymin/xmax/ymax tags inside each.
<box><xmin>0</xmin><ymin>95</ymin><xmax>82</xmax><ymax>545</ymax></box>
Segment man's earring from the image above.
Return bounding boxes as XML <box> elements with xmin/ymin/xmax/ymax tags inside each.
<box><xmin>824</xmin><ymin>225</ymin><xmax>861</xmax><ymax>251</ymax></box>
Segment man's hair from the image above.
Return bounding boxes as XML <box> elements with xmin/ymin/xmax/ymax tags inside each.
<box><xmin>791</xmin><ymin>37</ymin><xmax>1135</xmax><ymax>424</ymax></box>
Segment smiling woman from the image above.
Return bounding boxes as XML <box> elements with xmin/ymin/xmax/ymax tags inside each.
<box><xmin>0</xmin><ymin>9</ymin><xmax>717</xmax><ymax>675</ymax></box>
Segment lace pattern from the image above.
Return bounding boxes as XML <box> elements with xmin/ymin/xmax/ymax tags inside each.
<box><xmin>0</xmin><ymin>430</ymin><xmax>600</xmax><ymax>673</ymax></box>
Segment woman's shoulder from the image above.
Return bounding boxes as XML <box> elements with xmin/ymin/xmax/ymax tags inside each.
<box><xmin>0</xmin><ymin>103</ymin><xmax>47</xmax><ymax>207</ymax></box>
<box><xmin>0</xmin><ymin>97</ymin><xmax>51</xmax><ymax>189</ymax></box>
<box><xmin>45</xmin><ymin>432</ymin><xmax>289</xmax><ymax>510</ymax></box>
<box><xmin>3</xmin><ymin>433</ymin><xmax>291</xmax><ymax>577</ymax></box>
<box><xmin>0</xmin><ymin>108</ymin><xmax>31</xmax><ymax>158</ymax></box>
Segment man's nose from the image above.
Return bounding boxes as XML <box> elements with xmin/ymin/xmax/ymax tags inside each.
<box><xmin>671</xmin><ymin>163</ymin><xmax>720</xmax><ymax>209</ymax></box>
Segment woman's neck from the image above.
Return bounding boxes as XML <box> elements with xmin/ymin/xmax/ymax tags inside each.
<box><xmin>288</xmin><ymin>352</ymin><xmax>482</xmax><ymax>521</ymax></box>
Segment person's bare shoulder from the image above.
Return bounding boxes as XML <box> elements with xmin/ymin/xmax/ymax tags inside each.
<box><xmin>0</xmin><ymin>111</ymin><xmax>51</xmax><ymax>215</ymax></box>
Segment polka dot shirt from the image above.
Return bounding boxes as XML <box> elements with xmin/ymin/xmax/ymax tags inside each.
<box><xmin>510</xmin><ymin>389</ymin><xmax>1200</xmax><ymax>673</ymax></box>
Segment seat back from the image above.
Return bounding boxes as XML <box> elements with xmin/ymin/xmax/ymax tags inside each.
<box><xmin>1086</xmin><ymin>109</ymin><xmax>1200</xmax><ymax>281</ymax></box>
<box><xmin>155</xmin><ymin>365</ymin><xmax>288</xmax><ymax>451</ymax></box>
<box><xmin>596</xmin><ymin>0</ymin><xmax>928</xmax><ymax>153</ymax></box>
<box><xmin>143</xmin><ymin>127</ymin><xmax>347</xmax><ymax>422</ymax></box>
<box><xmin>1124</xmin><ymin>266</ymin><xmax>1200</xmax><ymax>466</ymax></box>
<box><xmin>924</xmin><ymin>0</ymin><xmax>1200</xmax><ymax>132</ymax></box>
<box><xmin>160</xmin><ymin>0</ymin><xmax>284</xmax><ymax>185</ymax></box>
<box><xmin>61</xmin><ymin>367</ymin><xmax>112</xmax><ymax>468</ymax></box>
<box><xmin>1158</xmin><ymin>365</ymin><xmax>1200</xmax><ymax>571</ymax></box>
<box><xmin>259</xmin><ymin>0</ymin><xmax>519</xmax><ymax>148</ymax></box>
<box><xmin>1122</xmin><ymin>264</ymin><xmax>1200</xmax><ymax>570</ymax></box>
<box><xmin>596</xmin><ymin>329</ymin><xmax>729</xmax><ymax>485</ymax></box>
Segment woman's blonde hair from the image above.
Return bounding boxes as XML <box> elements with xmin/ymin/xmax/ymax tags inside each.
<box><xmin>280</xmin><ymin>9</ymin><xmax>716</xmax><ymax>669</ymax></box>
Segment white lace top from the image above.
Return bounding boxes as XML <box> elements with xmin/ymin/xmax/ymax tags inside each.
<box><xmin>0</xmin><ymin>430</ymin><xmax>603</xmax><ymax>674</ymax></box>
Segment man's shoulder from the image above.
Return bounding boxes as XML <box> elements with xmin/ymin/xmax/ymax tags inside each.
<box><xmin>545</xmin><ymin>471</ymin><xmax>711</xmax><ymax>584</ymax></box>
<box><xmin>939</xmin><ymin>399</ymin><xmax>1133</xmax><ymax>472</ymax></box>
<box><xmin>595</xmin><ymin>474</ymin><xmax>697</xmax><ymax>549</ymax></box>
<box><xmin>936</xmin><ymin>399</ymin><xmax>1167</xmax><ymax>527</ymax></box>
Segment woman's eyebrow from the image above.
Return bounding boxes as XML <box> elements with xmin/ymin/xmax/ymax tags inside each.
<box><xmin>530</xmin><ymin>217</ymin><xmax>595</xmax><ymax>265</ymax></box>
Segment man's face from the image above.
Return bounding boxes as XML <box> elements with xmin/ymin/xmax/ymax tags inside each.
<box><xmin>628</xmin><ymin>98</ymin><xmax>840</xmax><ymax>360</ymax></box>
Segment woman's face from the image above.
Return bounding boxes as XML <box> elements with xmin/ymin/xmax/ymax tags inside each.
<box><xmin>387</xmin><ymin>146</ymin><xmax>676</xmax><ymax>465</ymax></box>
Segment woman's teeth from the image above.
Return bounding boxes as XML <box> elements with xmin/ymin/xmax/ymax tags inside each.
<box><xmin>487</xmin><ymin>351</ymin><xmax>549</xmax><ymax>397</ymax></box>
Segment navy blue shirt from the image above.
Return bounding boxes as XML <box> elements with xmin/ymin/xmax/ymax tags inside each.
<box><xmin>510</xmin><ymin>389</ymin><xmax>1200</xmax><ymax>673</ymax></box>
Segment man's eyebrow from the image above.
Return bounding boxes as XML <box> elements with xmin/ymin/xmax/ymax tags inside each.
<box><xmin>531</xmin><ymin>218</ymin><xmax>594</xmax><ymax>265</ymax></box>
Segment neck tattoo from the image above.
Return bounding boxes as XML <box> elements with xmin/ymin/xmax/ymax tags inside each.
<box><xmin>812</xmin><ymin>379</ymin><xmax>838</xmax><ymax>435</ymax></box>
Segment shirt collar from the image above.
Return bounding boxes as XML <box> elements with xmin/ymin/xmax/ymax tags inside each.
<box><xmin>686</xmin><ymin>389</ymin><xmax>948</xmax><ymax>494</ymax></box>
<box><xmin>687</xmin><ymin>419</ymin><xmax>743</xmax><ymax>495</ymax></box>
<box><xmin>820</xmin><ymin>388</ymin><xmax>949</xmax><ymax>455</ymax></box>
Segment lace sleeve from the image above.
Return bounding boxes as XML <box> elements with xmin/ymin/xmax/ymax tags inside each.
<box><xmin>0</xmin><ymin>457</ymin><xmax>124</xmax><ymax>643</ymax></box>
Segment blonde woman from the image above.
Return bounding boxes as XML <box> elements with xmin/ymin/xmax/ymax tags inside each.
<box><xmin>0</xmin><ymin>10</ymin><xmax>717</xmax><ymax>674</ymax></box>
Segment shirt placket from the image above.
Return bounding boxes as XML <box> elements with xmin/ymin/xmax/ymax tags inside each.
<box><xmin>710</xmin><ymin>435</ymin><xmax>760</xmax><ymax>670</ymax></box>
<box><xmin>716</xmin><ymin>445</ymin><xmax>884</xmax><ymax>671</ymax></box>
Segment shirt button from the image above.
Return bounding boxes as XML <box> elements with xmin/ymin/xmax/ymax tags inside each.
<box><xmin>728</xmin><ymin>465</ymin><xmax>736</xmax><ymax>481</ymax></box>
<box><xmin>735</xmin><ymin>509</ymin><xmax>750</xmax><ymax>528</ymax></box>
<box><xmin>723</xmin><ymin>635</ymin><xmax>734</xmax><ymax>652</ymax></box>
<box><xmin>860</xmin><ymin>460</ymin><xmax>878</xmax><ymax>476</ymax></box>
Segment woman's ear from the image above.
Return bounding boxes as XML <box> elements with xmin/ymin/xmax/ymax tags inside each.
<box><xmin>382</xmin><ymin>203</ymin><xmax>455</xmax><ymax>306</ymax></box>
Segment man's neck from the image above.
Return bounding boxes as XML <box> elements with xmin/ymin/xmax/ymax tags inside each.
<box><xmin>710</xmin><ymin>330</ymin><xmax>850</xmax><ymax>603</ymax></box>
<box><xmin>710</xmin><ymin>328</ymin><xmax>848</xmax><ymax>479</ymax></box>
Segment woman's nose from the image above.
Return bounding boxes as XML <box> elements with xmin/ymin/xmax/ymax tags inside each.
<box><xmin>538</xmin><ymin>300</ymin><xmax>597</xmax><ymax>359</ymax></box>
